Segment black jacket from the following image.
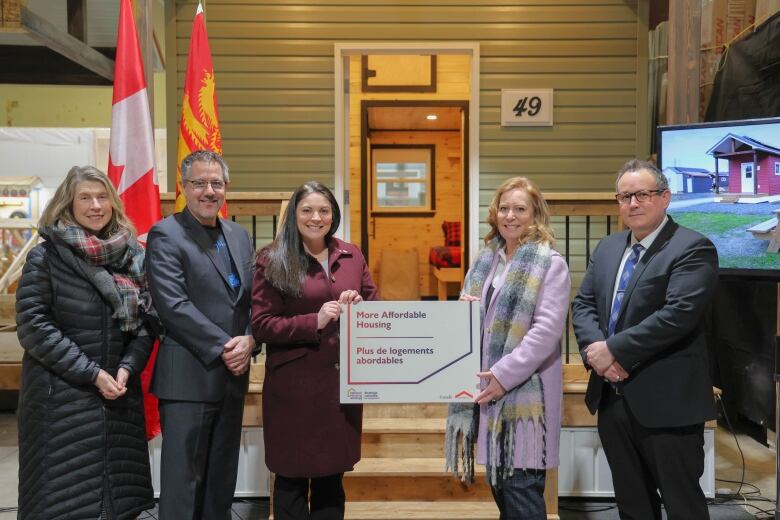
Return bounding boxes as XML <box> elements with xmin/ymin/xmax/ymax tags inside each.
<box><xmin>572</xmin><ymin>218</ymin><xmax>719</xmax><ymax>428</ymax></box>
<box><xmin>15</xmin><ymin>239</ymin><xmax>154</xmax><ymax>520</ymax></box>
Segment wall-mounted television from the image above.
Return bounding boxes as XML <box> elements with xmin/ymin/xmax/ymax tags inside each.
<box><xmin>658</xmin><ymin>117</ymin><xmax>780</xmax><ymax>279</ymax></box>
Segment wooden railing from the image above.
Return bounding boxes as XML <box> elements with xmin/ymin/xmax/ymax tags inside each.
<box><xmin>160</xmin><ymin>192</ymin><xmax>291</xmax><ymax>246</ymax></box>
<box><xmin>546</xmin><ymin>193</ymin><xmax>622</xmax><ymax>363</ymax></box>
<box><xmin>161</xmin><ymin>191</ymin><xmax>621</xmax><ymax>361</ymax></box>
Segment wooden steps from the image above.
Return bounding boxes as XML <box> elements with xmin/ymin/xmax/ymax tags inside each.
<box><xmin>344</xmin><ymin>501</ymin><xmax>498</xmax><ymax>519</ymax></box>
<box><xmin>363</xmin><ymin>403</ymin><xmax>448</xmax><ymax>419</ymax></box>
<box><xmin>346</xmin><ymin>457</ymin><xmax>491</xmax><ymax>502</ymax></box>
<box><xmin>361</xmin><ymin>418</ymin><xmax>445</xmax><ymax>458</ymax></box>
<box><xmin>344</xmin><ymin>404</ymin><xmax>559</xmax><ymax>519</ymax></box>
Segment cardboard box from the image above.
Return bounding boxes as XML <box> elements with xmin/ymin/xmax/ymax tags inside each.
<box><xmin>0</xmin><ymin>0</ymin><xmax>22</xmax><ymax>28</ymax></box>
<box><xmin>755</xmin><ymin>0</ymin><xmax>780</xmax><ymax>26</ymax></box>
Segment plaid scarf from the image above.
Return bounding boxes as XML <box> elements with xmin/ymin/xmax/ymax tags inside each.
<box><xmin>445</xmin><ymin>238</ymin><xmax>552</xmax><ymax>486</ymax></box>
<box><xmin>42</xmin><ymin>222</ymin><xmax>149</xmax><ymax>332</ymax></box>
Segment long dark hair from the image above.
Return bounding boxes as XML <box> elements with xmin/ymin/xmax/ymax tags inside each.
<box><xmin>263</xmin><ymin>181</ymin><xmax>341</xmax><ymax>296</ymax></box>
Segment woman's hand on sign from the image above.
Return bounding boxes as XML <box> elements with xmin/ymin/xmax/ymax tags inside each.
<box><xmin>338</xmin><ymin>290</ymin><xmax>362</xmax><ymax>305</ymax></box>
<box><xmin>317</xmin><ymin>301</ymin><xmax>342</xmax><ymax>330</ymax></box>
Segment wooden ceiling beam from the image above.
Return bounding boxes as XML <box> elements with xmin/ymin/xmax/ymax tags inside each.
<box><xmin>21</xmin><ymin>5</ymin><xmax>114</xmax><ymax>81</ymax></box>
<box><xmin>66</xmin><ymin>0</ymin><xmax>86</xmax><ymax>41</ymax></box>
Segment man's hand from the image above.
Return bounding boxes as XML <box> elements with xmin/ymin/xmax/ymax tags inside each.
<box><xmin>475</xmin><ymin>371</ymin><xmax>507</xmax><ymax>405</ymax></box>
<box><xmin>584</xmin><ymin>340</ymin><xmax>615</xmax><ymax>376</ymax></box>
<box><xmin>603</xmin><ymin>361</ymin><xmax>629</xmax><ymax>384</ymax></box>
<box><xmin>222</xmin><ymin>335</ymin><xmax>254</xmax><ymax>376</ymax></box>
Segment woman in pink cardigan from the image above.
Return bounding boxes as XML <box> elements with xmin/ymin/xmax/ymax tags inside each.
<box><xmin>446</xmin><ymin>177</ymin><xmax>571</xmax><ymax>520</ymax></box>
<box><xmin>252</xmin><ymin>181</ymin><xmax>377</xmax><ymax>520</ymax></box>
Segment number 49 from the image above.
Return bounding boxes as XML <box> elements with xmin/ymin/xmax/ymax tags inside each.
<box><xmin>513</xmin><ymin>96</ymin><xmax>542</xmax><ymax>117</ymax></box>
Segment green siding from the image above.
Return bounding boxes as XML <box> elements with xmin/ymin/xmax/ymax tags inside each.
<box><xmin>169</xmin><ymin>0</ymin><xmax>648</xmax><ymax>194</ymax></box>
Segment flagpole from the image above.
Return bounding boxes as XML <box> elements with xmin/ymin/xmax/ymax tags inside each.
<box><xmin>134</xmin><ymin>0</ymin><xmax>155</xmax><ymax>126</ymax></box>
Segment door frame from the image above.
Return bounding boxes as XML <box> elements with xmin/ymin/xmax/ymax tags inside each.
<box><xmin>333</xmin><ymin>42</ymin><xmax>480</xmax><ymax>259</ymax></box>
<box><xmin>361</xmin><ymin>100</ymin><xmax>469</xmax><ymax>267</ymax></box>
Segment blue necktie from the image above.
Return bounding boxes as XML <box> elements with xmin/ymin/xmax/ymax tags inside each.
<box><xmin>607</xmin><ymin>244</ymin><xmax>643</xmax><ymax>337</ymax></box>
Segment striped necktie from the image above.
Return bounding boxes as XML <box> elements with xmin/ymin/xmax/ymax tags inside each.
<box><xmin>607</xmin><ymin>244</ymin><xmax>644</xmax><ymax>336</ymax></box>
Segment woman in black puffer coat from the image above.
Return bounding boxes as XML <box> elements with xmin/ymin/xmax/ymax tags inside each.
<box><xmin>15</xmin><ymin>166</ymin><xmax>155</xmax><ymax>520</ymax></box>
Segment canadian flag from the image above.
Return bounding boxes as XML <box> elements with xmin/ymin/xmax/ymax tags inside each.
<box><xmin>108</xmin><ymin>0</ymin><xmax>162</xmax><ymax>440</ymax></box>
<box><xmin>108</xmin><ymin>0</ymin><xmax>161</xmax><ymax>245</ymax></box>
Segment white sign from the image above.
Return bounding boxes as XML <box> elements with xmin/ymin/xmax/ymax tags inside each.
<box><xmin>501</xmin><ymin>89</ymin><xmax>554</xmax><ymax>126</ymax></box>
<box><xmin>340</xmin><ymin>300</ymin><xmax>480</xmax><ymax>403</ymax></box>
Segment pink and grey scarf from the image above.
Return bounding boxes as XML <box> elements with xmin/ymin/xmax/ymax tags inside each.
<box><xmin>445</xmin><ymin>238</ymin><xmax>552</xmax><ymax>486</ymax></box>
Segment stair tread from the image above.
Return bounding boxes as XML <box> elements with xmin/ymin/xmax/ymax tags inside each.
<box><xmin>344</xmin><ymin>501</ymin><xmax>497</xmax><ymax>519</ymax></box>
<box><xmin>362</xmin><ymin>417</ymin><xmax>444</xmax><ymax>433</ymax></box>
<box><xmin>350</xmin><ymin>457</ymin><xmax>485</xmax><ymax>476</ymax></box>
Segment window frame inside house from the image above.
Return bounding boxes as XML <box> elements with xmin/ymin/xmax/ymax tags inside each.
<box><xmin>370</xmin><ymin>144</ymin><xmax>435</xmax><ymax>214</ymax></box>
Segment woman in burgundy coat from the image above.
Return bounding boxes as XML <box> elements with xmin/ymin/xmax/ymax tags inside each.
<box><xmin>252</xmin><ymin>181</ymin><xmax>378</xmax><ymax>520</ymax></box>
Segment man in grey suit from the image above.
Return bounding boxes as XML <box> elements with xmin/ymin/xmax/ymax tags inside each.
<box><xmin>146</xmin><ymin>150</ymin><xmax>255</xmax><ymax>519</ymax></box>
<box><xmin>572</xmin><ymin>159</ymin><xmax>718</xmax><ymax>520</ymax></box>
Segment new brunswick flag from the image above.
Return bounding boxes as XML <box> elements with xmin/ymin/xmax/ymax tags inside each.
<box><xmin>175</xmin><ymin>2</ymin><xmax>225</xmax><ymax>216</ymax></box>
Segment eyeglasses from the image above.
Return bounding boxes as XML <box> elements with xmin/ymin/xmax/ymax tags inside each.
<box><xmin>187</xmin><ymin>179</ymin><xmax>226</xmax><ymax>191</ymax></box>
<box><xmin>615</xmin><ymin>189</ymin><xmax>665</xmax><ymax>205</ymax></box>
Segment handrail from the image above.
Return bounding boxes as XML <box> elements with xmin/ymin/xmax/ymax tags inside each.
<box><xmin>160</xmin><ymin>191</ymin><xmax>618</xmax><ymax>218</ymax></box>
<box><xmin>160</xmin><ymin>192</ymin><xmax>292</xmax><ymax>218</ymax></box>
<box><xmin>545</xmin><ymin>192</ymin><xmax>621</xmax><ymax>220</ymax></box>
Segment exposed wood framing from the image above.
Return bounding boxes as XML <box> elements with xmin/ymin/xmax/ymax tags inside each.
<box><xmin>66</xmin><ymin>0</ymin><xmax>86</xmax><ymax>41</ymax></box>
<box><xmin>0</xmin><ymin>0</ymin><xmax>21</xmax><ymax>28</ymax></box>
<box><xmin>21</xmin><ymin>5</ymin><xmax>114</xmax><ymax>81</ymax></box>
<box><xmin>667</xmin><ymin>0</ymin><xmax>701</xmax><ymax>124</ymax></box>
<box><xmin>135</xmin><ymin>0</ymin><xmax>155</xmax><ymax>124</ymax></box>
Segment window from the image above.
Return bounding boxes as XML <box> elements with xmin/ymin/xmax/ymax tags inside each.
<box><xmin>775</xmin><ymin>162</ymin><xmax>780</xmax><ymax>176</ymax></box>
<box><xmin>745</xmin><ymin>165</ymin><xmax>753</xmax><ymax>178</ymax></box>
<box><xmin>371</xmin><ymin>145</ymin><xmax>434</xmax><ymax>212</ymax></box>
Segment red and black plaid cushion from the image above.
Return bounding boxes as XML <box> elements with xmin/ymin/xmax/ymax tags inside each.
<box><xmin>429</xmin><ymin>246</ymin><xmax>462</xmax><ymax>268</ymax></box>
<box><xmin>442</xmin><ymin>221</ymin><xmax>461</xmax><ymax>247</ymax></box>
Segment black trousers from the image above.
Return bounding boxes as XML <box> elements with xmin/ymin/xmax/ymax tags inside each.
<box><xmin>598</xmin><ymin>389</ymin><xmax>709</xmax><ymax>520</ymax></box>
<box><xmin>274</xmin><ymin>473</ymin><xmax>345</xmax><ymax>520</ymax></box>
<box><xmin>158</xmin><ymin>394</ymin><xmax>244</xmax><ymax>520</ymax></box>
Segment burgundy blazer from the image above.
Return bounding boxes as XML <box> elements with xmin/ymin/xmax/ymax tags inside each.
<box><xmin>252</xmin><ymin>238</ymin><xmax>378</xmax><ymax>478</ymax></box>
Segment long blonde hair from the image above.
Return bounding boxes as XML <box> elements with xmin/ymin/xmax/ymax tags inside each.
<box><xmin>39</xmin><ymin>166</ymin><xmax>136</xmax><ymax>237</ymax></box>
<box><xmin>485</xmin><ymin>176</ymin><xmax>555</xmax><ymax>247</ymax></box>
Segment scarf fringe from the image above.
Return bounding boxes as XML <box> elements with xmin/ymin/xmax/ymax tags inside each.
<box><xmin>486</xmin><ymin>410</ymin><xmax>546</xmax><ymax>487</ymax></box>
<box><xmin>445</xmin><ymin>240</ymin><xmax>553</xmax><ymax>487</ymax></box>
<box><xmin>445</xmin><ymin>404</ymin><xmax>476</xmax><ymax>484</ymax></box>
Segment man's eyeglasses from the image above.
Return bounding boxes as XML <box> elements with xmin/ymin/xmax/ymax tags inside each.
<box><xmin>187</xmin><ymin>179</ymin><xmax>226</xmax><ymax>191</ymax></box>
<box><xmin>615</xmin><ymin>189</ymin><xmax>665</xmax><ymax>205</ymax></box>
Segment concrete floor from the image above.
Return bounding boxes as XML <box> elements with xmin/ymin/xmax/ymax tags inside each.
<box><xmin>0</xmin><ymin>413</ymin><xmax>775</xmax><ymax>519</ymax></box>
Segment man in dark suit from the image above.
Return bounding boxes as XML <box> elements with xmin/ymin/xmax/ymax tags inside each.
<box><xmin>572</xmin><ymin>159</ymin><xmax>718</xmax><ymax>520</ymax></box>
<box><xmin>146</xmin><ymin>150</ymin><xmax>255</xmax><ymax>519</ymax></box>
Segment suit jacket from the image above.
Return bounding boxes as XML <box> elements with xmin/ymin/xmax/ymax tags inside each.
<box><xmin>571</xmin><ymin>217</ymin><xmax>718</xmax><ymax>428</ymax></box>
<box><xmin>146</xmin><ymin>208</ymin><xmax>254</xmax><ymax>402</ymax></box>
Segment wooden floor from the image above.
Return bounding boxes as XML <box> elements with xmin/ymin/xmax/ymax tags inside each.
<box><xmin>344</xmin><ymin>501</ymin><xmax>500</xmax><ymax>519</ymax></box>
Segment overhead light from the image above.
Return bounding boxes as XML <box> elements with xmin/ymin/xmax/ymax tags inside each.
<box><xmin>426</xmin><ymin>114</ymin><xmax>438</xmax><ymax>120</ymax></box>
